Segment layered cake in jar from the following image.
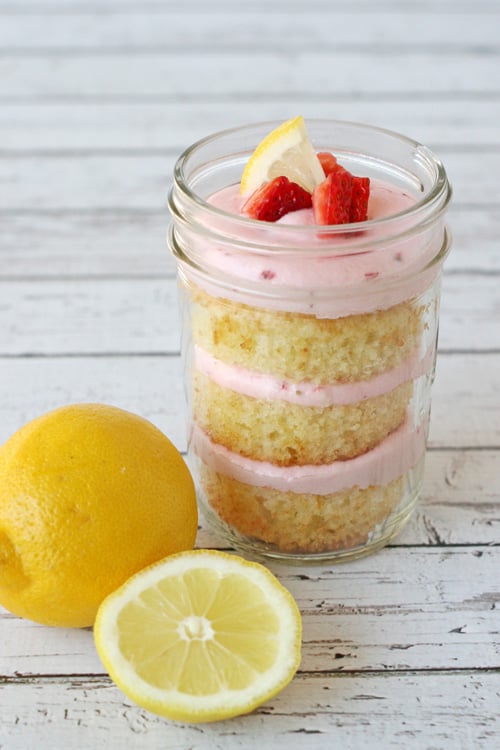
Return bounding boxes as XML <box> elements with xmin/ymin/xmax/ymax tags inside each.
<box><xmin>169</xmin><ymin>118</ymin><xmax>451</xmax><ymax>561</ymax></box>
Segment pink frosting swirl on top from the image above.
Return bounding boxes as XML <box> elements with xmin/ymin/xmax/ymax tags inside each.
<box><xmin>180</xmin><ymin>179</ymin><xmax>446</xmax><ymax>318</ymax></box>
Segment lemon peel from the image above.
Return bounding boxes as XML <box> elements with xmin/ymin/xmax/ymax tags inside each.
<box><xmin>0</xmin><ymin>403</ymin><xmax>197</xmax><ymax>627</ymax></box>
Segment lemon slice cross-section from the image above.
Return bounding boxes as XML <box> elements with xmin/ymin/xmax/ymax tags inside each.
<box><xmin>240</xmin><ymin>116</ymin><xmax>325</xmax><ymax>195</ymax></box>
<box><xmin>94</xmin><ymin>549</ymin><xmax>302</xmax><ymax>723</ymax></box>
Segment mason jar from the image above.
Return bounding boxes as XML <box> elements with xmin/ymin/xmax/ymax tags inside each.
<box><xmin>168</xmin><ymin>119</ymin><xmax>452</xmax><ymax>563</ymax></box>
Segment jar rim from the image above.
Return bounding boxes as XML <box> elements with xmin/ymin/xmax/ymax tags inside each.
<box><xmin>171</xmin><ymin>118</ymin><xmax>452</xmax><ymax>237</ymax></box>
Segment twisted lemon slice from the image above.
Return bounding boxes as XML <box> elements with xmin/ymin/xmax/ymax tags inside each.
<box><xmin>240</xmin><ymin>115</ymin><xmax>325</xmax><ymax>194</ymax></box>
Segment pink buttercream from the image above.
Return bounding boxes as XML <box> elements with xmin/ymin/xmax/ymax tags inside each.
<box><xmin>194</xmin><ymin>344</ymin><xmax>435</xmax><ymax>407</ymax></box>
<box><xmin>215</xmin><ymin>180</ymin><xmax>415</xmax><ymax>223</ymax></box>
<box><xmin>191</xmin><ymin>415</ymin><xmax>426</xmax><ymax>496</ymax></box>
<box><xmin>179</xmin><ymin>179</ymin><xmax>447</xmax><ymax>318</ymax></box>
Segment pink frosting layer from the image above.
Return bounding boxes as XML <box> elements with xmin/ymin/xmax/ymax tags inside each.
<box><xmin>194</xmin><ymin>345</ymin><xmax>435</xmax><ymax>406</ymax></box>
<box><xmin>191</xmin><ymin>415</ymin><xmax>426</xmax><ymax>496</ymax></box>
<box><xmin>183</xmin><ymin>179</ymin><xmax>444</xmax><ymax>318</ymax></box>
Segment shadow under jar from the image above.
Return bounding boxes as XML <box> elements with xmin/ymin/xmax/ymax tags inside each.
<box><xmin>168</xmin><ymin>119</ymin><xmax>452</xmax><ymax>563</ymax></box>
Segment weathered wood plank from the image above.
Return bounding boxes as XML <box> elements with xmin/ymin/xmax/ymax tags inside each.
<box><xmin>1</xmin><ymin>547</ymin><xmax>498</xmax><ymax>676</ymax></box>
<box><xmin>0</xmin><ymin>154</ymin><xmax>177</xmax><ymax>211</ymax></box>
<box><xmin>0</xmin><ymin>273</ymin><xmax>496</xmax><ymax>355</ymax></box>
<box><xmin>0</xmin><ymin>669</ymin><xmax>498</xmax><ymax>749</ymax></box>
<box><xmin>1</xmin><ymin>9</ymin><xmax>500</xmax><ymax>49</ymax></box>
<box><xmin>1</xmin><ymin>100</ymin><xmax>499</xmax><ymax>152</ymax></box>
<box><xmin>0</xmin><ymin>353</ymin><xmax>498</xmax><ymax>450</ymax></box>
<box><xmin>430</xmin><ymin>354</ymin><xmax>500</xmax><ymax>447</ymax></box>
<box><xmin>0</xmin><ymin>278</ymin><xmax>181</xmax><ymax>355</ymax></box>
<box><xmin>0</xmin><ymin>205</ymin><xmax>497</xmax><ymax>277</ymax></box>
<box><xmin>0</xmin><ymin>0</ymin><xmax>498</xmax><ymax>12</ymax></box>
<box><xmin>0</xmin><ymin>355</ymin><xmax>188</xmax><ymax>448</ymax></box>
<box><xmin>0</xmin><ymin>154</ymin><xmax>174</xmax><ymax>211</ymax></box>
<box><xmin>0</xmin><ymin>151</ymin><xmax>494</xmax><ymax>211</ymax></box>
<box><xmin>0</xmin><ymin>211</ymin><xmax>173</xmax><ymax>278</ymax></box>
<box><xmin>399</xmin><ymin>449</ymin><xmax>500</xmax><ymax>546</ymax></box>
<box><xmin>0</xmin><ymin>52</ymin><xmax>498</xmax><ymax>100</ymax></box>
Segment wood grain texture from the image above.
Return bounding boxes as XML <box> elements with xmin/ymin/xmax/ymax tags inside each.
<box><xmin>2</xmin><ymin>8</ymin><xmax>500</xmax><ymax>49</ymax></box>
<box><xmin>1</xmin><ymin>101</ymin><xmax>499</xmax><ymax>152</ymax></box>
<box><xmin>2</xmin><ymin>51</ymin><xmax>500</xmax><ymax>99</ymax></box>
<box><xmin>0</xmin><ymin>672</ymin><xmax>498</xmax><ymax>750</ymax></box>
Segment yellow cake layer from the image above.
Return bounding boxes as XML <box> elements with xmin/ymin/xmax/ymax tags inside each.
<box><xmin>190</xmin><ymin>286</ymin><xmax>425</xmax><ymax>383</ymax></box>
<box><xmin>199</xmin><ymin>463</ymin><xmax>404</xmax><ymax>554</ymax></box>
<box><xmin>193</xmin><ymin>371</ymin><xmax>412</xmax><ymax>466</ymax></box>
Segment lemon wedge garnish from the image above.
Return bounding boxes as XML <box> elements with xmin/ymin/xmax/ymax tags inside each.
<box><xmin>240</xmin><ymin>116</ymin><xmax>325</xmax><ymax>194</ymax></box>
<box><xmin>94</xmin><ymin>549</ymin><xmax>302</xmax><ymax>723</ymax></box>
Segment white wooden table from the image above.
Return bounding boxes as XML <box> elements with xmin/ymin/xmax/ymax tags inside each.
<box><xmin>0</xmin><ymin>1</ymin><xmax>499</xmax><ymax>747</ymax></box>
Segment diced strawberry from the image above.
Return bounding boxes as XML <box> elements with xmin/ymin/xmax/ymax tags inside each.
<box><xmin>312</xmin><ymin>170</ymin><xmax>354</xmax><ymax>225</ymax></box>
<box><xmin>242</xmin><ymin>176</ymin><xmax>312</xmax><ymax>222</ymax></box>
<box><xmin>317</xmin><ymin>151</ymin><xmax>346</xmax><ymax>177</ymax></box>
<box><xmin>350</xmin><ymin>176</ymin><xmax>370</xmax><ymax>222</ymax></box>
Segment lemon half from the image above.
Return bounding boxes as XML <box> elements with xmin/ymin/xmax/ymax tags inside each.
<box><xmin>94</xmin><ymin>549</ymin><xmax>302</xmax><ymax>723</ymax></box>
<box><xmin>240</xmin><ymin>115</ymin><xmax>325</xmax><ymax>195</ymax></box>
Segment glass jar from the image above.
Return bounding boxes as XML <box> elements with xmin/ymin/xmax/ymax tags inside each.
<box><xmin>168</xmin><ymin>120</ymin><xmax>452</xmax><ymax>563</ymax></box>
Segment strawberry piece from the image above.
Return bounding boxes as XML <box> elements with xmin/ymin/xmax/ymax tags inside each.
<box><xmin>242</xmin><ymin>176</ymin><xmax>312</xmax><ymax>222</ymax></box>
<box><xmin>318</xmin><ymin>153</ymin><xmax>371</xmax><ymax>224</ymax></box>
<box><xmin>312</xmin><ymin>170</ymin><xmax>354</xmax><ymax>225</ymax></box>
<box><xmin>317</xmin><ymin>151</ymin><xmax>346</xmax><ymax>177</ymax></box>
<box><xmin>350</xmin><ymin>176</ymin><xmax>370</xmax><ymax>222</ymax></box>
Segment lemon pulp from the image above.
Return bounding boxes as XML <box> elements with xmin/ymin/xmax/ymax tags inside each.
<box><xmin>94</xmin><ymin>550</ymin><xmax>302</xmax><ymax>723</ymax></box>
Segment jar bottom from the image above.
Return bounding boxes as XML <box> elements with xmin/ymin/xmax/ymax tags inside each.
<box><xmin>194</xmin><ymin>457</ymin><xmax>424</xmax><ymax>564</ymax></box>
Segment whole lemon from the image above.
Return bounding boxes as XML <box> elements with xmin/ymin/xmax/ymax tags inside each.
<box><xmin>0</xmin><ymin>403</ymin><xmax>198</xmax><ymax>628</ymax></box>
